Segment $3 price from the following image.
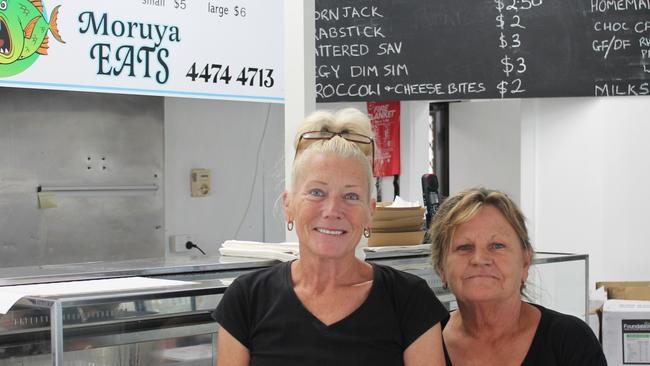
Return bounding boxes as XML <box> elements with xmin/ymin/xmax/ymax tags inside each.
<box><xmin>501</xmin><ymin>55</ymin><xmax>526</xmax><ymax>77</ymax></box>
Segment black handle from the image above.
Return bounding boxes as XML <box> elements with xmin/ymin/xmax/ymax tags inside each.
<box><xmin>421</xmin><ymin>173</ymin><xmax>440</xmax><ymax>230</ymax></box>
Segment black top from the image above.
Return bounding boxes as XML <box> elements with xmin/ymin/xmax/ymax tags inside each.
<box><xmin>442</xmin><ymin>303</ymin><xmax>607</xmax><ymax>366</ymax></box>
<box><xmin>213</xmin><ymin>261</ymin><xmax>448</xmax><ymax>366</ymax></box>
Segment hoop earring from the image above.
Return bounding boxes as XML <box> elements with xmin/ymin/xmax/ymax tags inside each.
<box><xmin>363</xmin><ymin>227</ymin><xmax>371</xmax><ymax>238</ymax></box>
<box><xmin>287</xmin><ymin>221</ymin><xmax>294</xmax><ymax>231</ymax></box>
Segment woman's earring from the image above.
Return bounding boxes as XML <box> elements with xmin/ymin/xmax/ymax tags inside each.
<box><xmin>287</xmin><ymin>221</ymin><xmax>294</xmax><ymax>231</ymax></box>
<box><xmin>363</xmin><ymin>227</ymin><xmax>371</xmax><ymax>238</ymax></box>
<box><xmin>442</xmin><ymin>282</ymin><xmax>448</xmax><ymax>290</ymax></box>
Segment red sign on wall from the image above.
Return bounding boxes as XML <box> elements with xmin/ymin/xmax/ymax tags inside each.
<box><xmin>367</xmin><ymin>101</ymin><xmax>400</xmax><ymax>177</ymax></box>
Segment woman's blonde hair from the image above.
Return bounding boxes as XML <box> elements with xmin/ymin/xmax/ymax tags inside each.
<box><xmin>429</xmin><ymin>187</ymin><xmax>534</xmax><ymax>274</ymax></box>
<box><xmin>290</xmin><ymin>108</ymin><xmax>375</xmax><ymax>198</ymax></box>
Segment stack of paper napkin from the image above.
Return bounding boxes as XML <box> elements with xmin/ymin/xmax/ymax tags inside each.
<box><xmin>219</xmin><ymin>240</ymin><xmax>299</xmax><ymax>261</ymax></box>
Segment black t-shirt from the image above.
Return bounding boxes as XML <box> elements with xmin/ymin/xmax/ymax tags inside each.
<box><xmin>214</xmin><ymin>261</ymin><xmax>448</xmax><ymax>366</ymax></box>
<box><xmin>442</xmin><ymin>303</ymin><xmax>607</xmax><ymax>366</ymax></box>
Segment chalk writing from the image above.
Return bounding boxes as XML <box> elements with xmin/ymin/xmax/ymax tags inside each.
<box><xmin>315</xmin><ymin>0</ymin><xmax>650</xmax><ymax>101</ymax></box>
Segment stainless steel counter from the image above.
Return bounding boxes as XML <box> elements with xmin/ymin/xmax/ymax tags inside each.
<box><xmin>0</xmin><ymin>249</ymin><xmax>586</xmax><ymax>285</ymax></box>
<box><xmin>0</xmin><ymin>248</ymin><xmax>437</xmax><ymax>286</ymax></box>
<box><xmin>0</xmin><ymin>255</ymin><xmax>276</xmax><ymax>286</ymax></box>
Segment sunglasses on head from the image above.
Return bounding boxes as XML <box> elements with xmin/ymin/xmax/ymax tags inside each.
<box><xmin>295</xmin><ymin>130</ymin><xmax>375</xmax><ymax>170</ymax></box>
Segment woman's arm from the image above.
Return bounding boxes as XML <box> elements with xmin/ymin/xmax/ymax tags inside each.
<box><xmin>403</xmin><ymin>323</ymin><xmax>446</xmax><ymax>366</ymax></box>
<box><xmin>216</xmin><ymin>327</ymin><xmax>250</xmax><ymax>366</ymax></box>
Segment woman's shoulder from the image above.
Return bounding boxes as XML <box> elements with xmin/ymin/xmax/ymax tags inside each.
<box><xmin>527</xmin><ymin>303</ymin><xmax>606</xmax><ymax>365</ymax></box>
<box><xmin>371</xmin><ymin>262</ymin><xmax>429</xmax><ymax>286</ymax></box>
<box><xmin>532</xmin><ymin>303</ymin><xmax>592</xmax><ymax>333</ymax></box>
<box><xmin>370</xmin><ymin>263</ymin><xmax>442</xmax><ymax>309</ymax></box>
<box><xmin>230</xmin><ymin>261</ymin><xmax>290</xmax><ymax>290</ymax></box>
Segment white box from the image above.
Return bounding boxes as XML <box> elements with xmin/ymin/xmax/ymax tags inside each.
<box><xmin>602</xmin><ymin>299</ymin><xmax>650</xmax><ymax>366</ymax></box>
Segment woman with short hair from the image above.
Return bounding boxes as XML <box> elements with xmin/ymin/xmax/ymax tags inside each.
<box><xmin>430</xmin><ymin>187</ymin><xmax>606</xmax><ymax>366</ymax></box>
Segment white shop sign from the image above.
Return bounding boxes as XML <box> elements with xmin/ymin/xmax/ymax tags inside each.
<box><xmin>0</xmin><ymin>0</ymin><xmax>283</xmax><ymax>102</ymax></box>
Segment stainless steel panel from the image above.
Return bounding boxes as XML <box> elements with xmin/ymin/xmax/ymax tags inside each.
<box><xmin>0</xmin><ymin>255</ymin><xmax>275</xmax><ymax>286</ymax></box>
<box><xmin>0</xmin><ymin>333</ymin><xmax>215</xmax><ymax>366</ymax></box>
<box><xmin>0</xmin><ymin>88</ymin><xmax>164</xmax><ymax>267</ymax></box>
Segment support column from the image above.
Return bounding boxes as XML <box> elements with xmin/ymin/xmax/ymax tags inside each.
<box><xmin>284</xmin><ymin>0</ymin><xmax>316</xmax><ymax>241</ymax></box>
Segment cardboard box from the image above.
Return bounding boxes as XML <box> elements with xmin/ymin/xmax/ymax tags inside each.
<box><xmin>602</xmin><ymin>299</ymin><xmax>650</xmax><ymax>366</ymax></box>
<box><xmin>371</xmin><ymin>202</ymin><xmax>425</xmax><ymax>233</ymax></box>
<box><xmin>367</xmin><ymin>230</ymin><xmax>425</xmax><ymax>247</ymax></box>
<box><xmin>589</xmin><ymin>287</ymin><xmax>607</xmax><ymax>341</ymax></box>
<box><xmin>372</xmin><ymin>203</ymin><xmax>425</xmax><ymax>221</ymax></box>
<box><xmin>597</xmin><ymin>282</ymin><xmax>650</xmax><ymax>301</ymax></box>
<box><xmin>371</xmin><ymin>216</ymin><xmax>424</xmax><ymax>232</ymax></box>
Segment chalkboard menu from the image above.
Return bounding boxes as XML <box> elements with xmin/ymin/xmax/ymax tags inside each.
<box><xmin>315</xmin><ymin>0</ymin><xmax>650</xmax><ymax>102</ymax></box>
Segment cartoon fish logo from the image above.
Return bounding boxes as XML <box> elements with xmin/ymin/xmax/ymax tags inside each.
<box><xmin>0</xmin><ymin>0</ymin><xmax>64</xmax><ymax>77</ymax></box>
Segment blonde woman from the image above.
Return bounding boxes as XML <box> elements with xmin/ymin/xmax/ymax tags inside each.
<box><xmin>214</xmin><ymin>108</ymin><xmax>447</xmax><ymax>365</ymax></box>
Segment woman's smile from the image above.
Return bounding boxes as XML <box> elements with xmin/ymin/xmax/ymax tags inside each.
<box><xmin>464</xmin><ymin>274</ymin><xmax>500</xmax><ymax>280</ymax></box>
<box><xmin>315</xmin><ymin>227</ymin><xmax>346</xmax><ymax>235</ymax></box>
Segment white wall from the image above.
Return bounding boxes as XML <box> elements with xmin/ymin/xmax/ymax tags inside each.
<box><xmin>448</xmin><ymin>96</ymin><xmax>650</xmax><ymax>286</ymax></box>
<box><xmin>449</xmin><ymin>99</ymin><xmax>522</xmax><ymax>204</ymax></box>
<box><xmin>400</xmin><ymin>101</ymin><xmax>433</xmax><ymax>204</ymax></box>
<box><xmin>520</xmin><ymin>98</ymin><xmax>604</xmax><ymax>275</ymax></box>
<box><xmin>164</xmin><ymin>98</ymin><xmax>285</xmax><ymax>256</ymax></box>
<box><xmin>523</xmin><ymin>96</ymin><xmax>650</xmax><ymax>284</ymax></box>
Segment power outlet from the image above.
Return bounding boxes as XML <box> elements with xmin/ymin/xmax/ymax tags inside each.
<box><xmin>170</xmin><ymin>234</ymin><xmax>198</xmax><ymax>253</ymax></box>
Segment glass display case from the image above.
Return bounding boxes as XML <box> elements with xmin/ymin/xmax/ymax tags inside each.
<box><xmin>0</xmin><ymin>251</ymin><xmax>588</xmax><ymax>365</ymax></box>
<box><xmin>0</xmin><ymin>279</ymin><xmax>230</xmax><ymax>366</ymax></box>
<box><xmin>525</xmin><ymin>252</ymin><xmax>589</xmax><ymax>320</ymax></box>
<box><xmin>366</xmin><ymin>250</ymin><xmax>589</xmax><ymax>319</ymax></box>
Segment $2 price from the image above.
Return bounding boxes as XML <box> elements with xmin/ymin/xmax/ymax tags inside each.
<box><xmin>496</xmin><ymin>79</ymin><xmax>525</xmax><ymax>98</ymax></box>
